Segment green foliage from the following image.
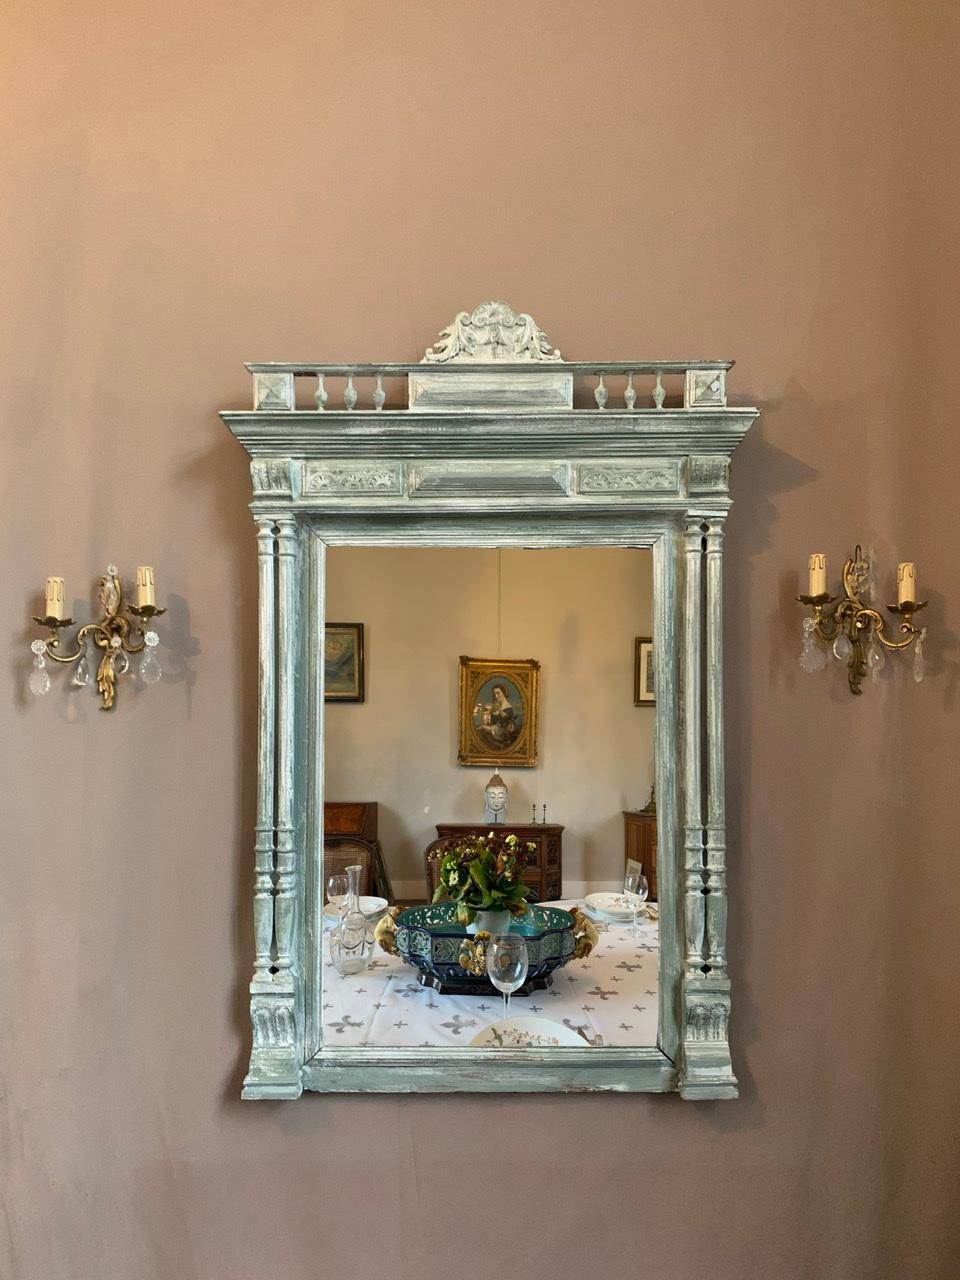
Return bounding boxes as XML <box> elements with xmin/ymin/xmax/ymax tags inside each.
<box><xmin>432</xmin><ymin>830</ymin><xmax>535</xmax><ymax>924</ymax></box>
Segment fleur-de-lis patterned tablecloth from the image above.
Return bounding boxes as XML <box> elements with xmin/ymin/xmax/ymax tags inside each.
<box><xmin>322</xmin><ymin>902</ymin><xmax>659</xmax><ymax>1047</ymax></box>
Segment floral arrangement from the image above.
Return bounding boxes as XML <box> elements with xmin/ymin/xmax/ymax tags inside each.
<box><xmin>432</xmin><ymin>830</ymin><xmax>534</xmax><ymax>925</ymax></box>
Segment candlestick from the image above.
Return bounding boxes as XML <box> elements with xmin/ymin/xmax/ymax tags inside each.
<box><xmin>542</xmin><ymin>804</ymin><xmax>546</xmax><ymax>824</ymax></box>
<box><xmin>897</xmin><ymin>562</ymin><xmax>917</xmax><ymax>606</ymax></box>
<box><xmin>807</xmin><ymin>554</ymin><xmax>827</xmax><ymax>597</ymax></box>
<box><xmin>136</xmin><ymin>566</ymin><xmax>156</xmax><ymax>609</ymax></box>
<box><xmin>45</xmin><ymin>576</ymin><xmax>65</xmax><ymax>620</ymax></box>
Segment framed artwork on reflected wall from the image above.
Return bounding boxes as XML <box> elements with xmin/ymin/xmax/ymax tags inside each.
<box><xmin>458</xmin><ymin>656</ymin><xmax>540</xmax><ymax>767</ymax></box>
<box><xmin>325</xmin><ymin>623</ymin><xmax>364</xmax><ymax>702</ymax></box>
<box><xmin>634</xmin><ymin>636</ymin><xmax>655</xmax><ymax>706</ymax></box>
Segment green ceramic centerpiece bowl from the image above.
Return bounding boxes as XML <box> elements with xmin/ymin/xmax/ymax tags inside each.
<box><xmin>391</xmin><ymin>900</ymin><xmax>583</xmax><ymax>995</ymax></box>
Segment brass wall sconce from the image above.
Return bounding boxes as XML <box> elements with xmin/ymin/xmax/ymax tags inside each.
<box><xmin>797</xmin><ymin>546</ymin><xmax>927</xmax><ymax>695</ymax></box>
<box><xmin>30</xmin><ymin>565</ymin><xmax>165</xmax><ymax>710</ymax></box>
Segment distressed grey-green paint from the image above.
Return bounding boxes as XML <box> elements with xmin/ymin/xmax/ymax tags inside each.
<box><xmin>223</xmin><ymin>361</ymin><xmax>758</xmax><ymax>1100</ymax></box>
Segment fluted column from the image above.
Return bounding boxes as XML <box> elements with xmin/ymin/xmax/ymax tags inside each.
<box><xmin>252</xmin><ymin>517</ymin><xmax>277</xmax><ymax>983</ymax></box>
<box><xmin>704</xmin><ymin>519</ymin><xmax>728</xmax><ymax>976</ymax></box>
<box><xmin>274</xmin><ymin>515</ymin><xmax>299</xmax><ymax>976</ymax></box>
<box><xmin>682</xmin><ymin>518</ymin><xmax>706</xmax><ymax>977</ymax></box>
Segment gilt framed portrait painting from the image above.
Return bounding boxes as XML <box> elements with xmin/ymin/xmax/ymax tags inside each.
<box><xmin>457</xmin><ymin>656</ymin><xmax>540</xmax><ymax>767</ymax></box>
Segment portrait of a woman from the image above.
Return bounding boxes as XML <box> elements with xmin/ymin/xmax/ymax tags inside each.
<box><xmin>473</xmin><ymin>679</ymin><xmax>522</xmax><ymax>750</ymax></box>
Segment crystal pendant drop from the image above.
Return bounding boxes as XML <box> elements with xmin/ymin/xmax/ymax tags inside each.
<box><xmin>913</xmin><ymin>628</ymin><xmax>926</xmax><ymax>683</ymax></box>
<box><xmin>139</xmin><ymin>650</ymin><xmax>162</xmax><ymax>684</ymax></box>
<box><xmin>833</xmin><ymin>632</ymin><xmax>853</xmax><ymax>661</ymax></box>
<box><xmin>139</xmin><ymin>631</ymin><xmax>161</xmax><ymax>684</ymax></box>
<box><xmin>72</xmin><ymin>652</ymin><xmax>89</xmax><ymax>687</ymax></box>
<box><xmin>29</xmin><ymin>655</ymin><xmax>51</xmax><ymax>696</ymax></box>
<box><xmin>114</xmin><ymin>650</ymin><xmax>130</xmax><ymax>676</ymax></box>
<box><xmin>799</xmin><ymin>619</ymin><xmax>827</xmax><ymax>673</ymax></box>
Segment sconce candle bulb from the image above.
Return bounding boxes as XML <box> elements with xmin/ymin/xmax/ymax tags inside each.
<box><xmin>29</xmin><ymin>564</ymin><xmax>166</xmax><ymax>710</ymax></box>
<box><xmin>136</xmin><ymin>566</ymin><xmax>156</xmax><ymax>609</ymax></box>
<box><xmin>44</xmin><ymin>576</ymin><xmax>65</xmax><ymax>621</ymax></box>
<box><xmin>897</xmin><ymin>562</ymin><xmax>918</xmax><ymax>606</ymax></box>
<box><xmin>797</xmin><ymin>545</ymin><xmax>927</xmax><ymax>696</ymax></box>
<box><xmin>807</xmin><ymin>554</ymin><xmax>827</xmax><ymax>597</ymax></box>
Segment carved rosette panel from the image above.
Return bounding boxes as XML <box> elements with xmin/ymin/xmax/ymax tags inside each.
<box><xmin>251</xmin><ymin>459</ymin><xmax>294</xmax><ymax>496</ymax></box>
<box><xmin>684</xmin><ymin>369</ymin><xmax>727</xmax><ymax>409</ymax></box>
<box><xmin>253</xmin><ymin>371</ymin><xmax>295</xmax><ymax>411</ymax></box>
<box><xmin>577</xmin><ymin>462</ymin><xmax>680</xmax><ymax>495</ymax></box>
<box><xmin>422</xmin><ymin>300</ymin><xmax>562</xmax><ymax>363</ymax></box>
<box><xmin>303</xmin><ymin>463</ymin><xmax>404</xmax><ymax>496</ymax></box>
<box><xmin>687</xmin><ymin>456</ymin><xmax>731</xmax><ymax>495</ymax></box>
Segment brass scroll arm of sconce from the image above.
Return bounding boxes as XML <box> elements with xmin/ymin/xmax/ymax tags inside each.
<box><xmin>796</xmin><ymin>546</ymin><xmax>927</xmax><ymax>695</ymax></box>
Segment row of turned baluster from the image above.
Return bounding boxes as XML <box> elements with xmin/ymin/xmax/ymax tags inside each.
<box><xmin>310</xmin><ymin>370</ymin><xmax>670</xmax><ymax>411</ymax></box>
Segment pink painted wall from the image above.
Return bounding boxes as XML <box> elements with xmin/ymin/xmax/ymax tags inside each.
<box><xmin>2</xmin><ymin>2</ymin><xmax>958</xmax><ymax>1277</ymax></box>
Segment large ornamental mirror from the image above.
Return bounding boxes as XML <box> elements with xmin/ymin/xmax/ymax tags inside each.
<box><xmin>221</xmin><ymin>302</ymin><xmax>758</xmax><ymax>1099</ymax></box>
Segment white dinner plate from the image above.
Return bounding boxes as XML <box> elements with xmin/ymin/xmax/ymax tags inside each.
<box><xmin>323</xmin><ymin>896</ymin><xmax>388</xmax><ymax>927</ymax></box>
<box><xmin>584</xmin><ymin>892</ymin><xmax>637</xmax><ymax>921</ymax></box>
<box><xmin>470</xmin><ymin>1017</ymin><xmax>590</xmax><ymax>1048</ymax></box>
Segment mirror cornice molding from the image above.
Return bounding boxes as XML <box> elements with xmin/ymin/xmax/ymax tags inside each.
<box><xmin>221</xmin><ymin>308</ymin><xmax>759</xmax><ymax>1100</ymax></box>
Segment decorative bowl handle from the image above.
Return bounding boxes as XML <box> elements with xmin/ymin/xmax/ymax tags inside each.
<box><xmin>458</xmin><ymin>931</ymin><xmax>492</xmax><ymax>977</ymax></box>
<box><xmin>569</xmin><ymin>907</ymin><xmax>598</xmax><ymax>959</ymax></box>
<box><xmin>374</xmin><ymin>905</ymin><xmax>402</xmax><ymax>956</ymax></box>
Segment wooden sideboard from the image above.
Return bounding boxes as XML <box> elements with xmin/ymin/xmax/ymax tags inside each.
<box><xmin>623</xmin><ymin>809</ymin><xmax>658</xmax><ymax>901</ymax></box>
<box><xmin>434</xmin><ymin>823</ymin><xmax>564</xmax><ymax>901</ymax></box>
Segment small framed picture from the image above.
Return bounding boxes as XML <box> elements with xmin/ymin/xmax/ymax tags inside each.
<box><xmin>634</xmin><ymin>636</ymin><xmax>655</xmax><ymax>706</ymax></box>
<box><xmin>325</xmin><ymin>623</ymin><xmax>364</xmax><ymax>702</ymax></box>
<box><xmin>458</xmin><ymin>656</ymin><xmax>540</xmax><ymax>767</ymax></box>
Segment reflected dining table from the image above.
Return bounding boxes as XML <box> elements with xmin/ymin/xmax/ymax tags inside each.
<box><xmin>322</xmin><ymin>900</ymin><xmax>660</xmax><ymax>1048</ymax></box>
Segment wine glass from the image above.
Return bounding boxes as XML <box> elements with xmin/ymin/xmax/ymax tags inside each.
<box><xmin>624</xmin><ymin>870</ymin><xmax>649</xmax><ymax>936</ymax></box>
<box><xmin>326</xmin><ymin>873</ymin><xmax>349</xmax><ymax>919</ymax></box>
<box><xmin>486</xmin><ymin>933</ymin><xmax>529</xmax><ymax>1020</ymax></box>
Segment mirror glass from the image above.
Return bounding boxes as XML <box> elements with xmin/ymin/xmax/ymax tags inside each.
<box><xmin>321</xmin><ymin>546</ymin><xmax>659</xmax><ymax>1050</ymax></box>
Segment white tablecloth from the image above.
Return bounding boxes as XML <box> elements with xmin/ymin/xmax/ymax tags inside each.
<box><xmin>322</xmin><ymin>901</ymin><xmax>659</xmax><ymax>1047</ymax></box>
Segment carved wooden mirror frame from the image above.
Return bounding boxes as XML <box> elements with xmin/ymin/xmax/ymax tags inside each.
<box><xmin>222</xmin><ymin>303</ymin><xmax>759</xmax><ymax>1100</ymax></box>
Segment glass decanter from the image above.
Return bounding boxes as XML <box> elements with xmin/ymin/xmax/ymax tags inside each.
<box><xmin>328</xmin><ymin>863</ymin><xmax>374</xmax><ymax>976</ymax></box>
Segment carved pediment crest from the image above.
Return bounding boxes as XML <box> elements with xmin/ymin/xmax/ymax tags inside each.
<box><xmin>422</xmin><ymin>300</ymin><xmax>562</xmax><ymax>363</ymax></box>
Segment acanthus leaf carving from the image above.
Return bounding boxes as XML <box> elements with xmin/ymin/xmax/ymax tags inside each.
<box><xmin>422</xmin><ymin>300</ymin><xmax>562</xmax><ymax>363</ymax></box>
<box><xmin>687</xmin><ymin>455</ymin><xmax>730</xmax><ymax>494</ymax></box>
<box><xmin>251</xmin><ymin>459</ymin><xmax>292</xmax><ymax>494</ymax></box>
<box><xmin>251</xmin><ymin>996</ymin><xmax>296</xmax><ymax>1049</ymax></box>
<box><xmin>685</xmin><ymin>1000</ymin><xmax>729</xmax><ymax>1043</ymax></box>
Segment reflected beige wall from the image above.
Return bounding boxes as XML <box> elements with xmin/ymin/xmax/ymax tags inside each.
<box><xmin>325</xmin><ymin>547</ymin><xmax>654</xmax><ymax>892</ymax></box>
<box><xmin>2</xmin><ymin>2</ymin><xmax>959</xmax><ymax>1278</ymax></box>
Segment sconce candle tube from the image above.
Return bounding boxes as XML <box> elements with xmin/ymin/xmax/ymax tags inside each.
<box><xmin>45</xmin><ymin>576</ymin><xmax>65</xmax><ymax>620</ymax></box>
<box><xmin>807</xmin><ymin>554</ymin><xmax>827</xmax><ymax>597</ymax></box>
<box><xmin>897</xmin><ymin>562</ymin><xmax>918</xmax><ymax>606</ymax></box>
<box><xmin>136</xmin><ymin>566</ymin><xmax>156</xmax><ymax>609</ymax></box>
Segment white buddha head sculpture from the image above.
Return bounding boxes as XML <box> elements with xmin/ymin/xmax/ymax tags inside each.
<box><xmin>484</xmin><ymin>770</ymin><xmax>508</xmax><ymax>824</ymax></box>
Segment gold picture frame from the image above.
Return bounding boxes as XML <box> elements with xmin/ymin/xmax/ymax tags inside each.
<box><xmin>457</xmin><ymin>656</ymin><xmax>540</xmax><ymax>767</ymax></box>
<box><xmin>634</xmin><ymin>636</ymin><xmax>655</xmax><ymax>706</ymax></box>
<box><xmin>325</xmin><ymin>622</ymin><xmax>365</xmax><ymax>702</ymax></box>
